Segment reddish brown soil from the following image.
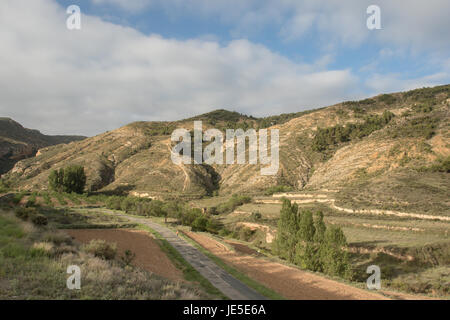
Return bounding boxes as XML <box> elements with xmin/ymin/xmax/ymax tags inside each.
<box><xmin>185</xmin><ymin>232</ymin><xmax>437</xmax><ymax>300</ymax></box>
<box><xmin>185</xmin><ymin>231</ymin><xmax>391</xmax><ymax>300</ymax></box>
<box><xmin>64</xmin><ymin>229</ymin><xmax>183</xmax><ymax>281</ymax></box>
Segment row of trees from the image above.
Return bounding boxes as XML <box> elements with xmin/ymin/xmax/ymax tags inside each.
<box><xmin>48</xmin><ymin>165</ymin><xmax>86</xmax><ymax>194</ymax></box>
<box><xmin>273</xmin><ymin>199</ymin><xmax>352</xmax><ymax>279</ymax></box>
<box><xmin>105</xmin><ymin>196</ymin><xmax>221</xmax><ymax>233</ymax></box>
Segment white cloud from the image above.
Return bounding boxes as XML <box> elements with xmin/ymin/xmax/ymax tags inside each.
<box><xmin>91</xmin><ymin>0</ymin><xmax>151</xmax><ymax>12</ymax></box>
<box><xmin>0</xmin><ymin>0</ymin><xmax>362</xmax><ymax>136</ymax></box>
<box><xmin>93</xmin><ymin>0</ymin><xmax>450</xmax><ymax>54</ymax></box>
<box><xmin>365</xmin><ymin>72</ymin><xmax>450</xmax><ymax>94</ymax></box>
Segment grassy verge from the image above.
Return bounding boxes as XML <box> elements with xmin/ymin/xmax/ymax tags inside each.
<box><xmin>137</xmin><ymin>224</ymin><xmax>228</xmax><ymax>300</ymax></box>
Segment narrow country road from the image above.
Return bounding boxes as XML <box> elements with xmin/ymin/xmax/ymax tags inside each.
<box><xmin>111</xmin><ymin>212</ymin><xmax>266</xmax><ymax>300</ymax></box>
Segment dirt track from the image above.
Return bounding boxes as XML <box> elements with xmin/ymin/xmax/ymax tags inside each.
<box><xmin>64</xmin><ymin>229</ymin><xmax>183</xmax><ymax>281</ymax></box>
<box><xmin>184</xmin><ymin>231</ymin><xmax>389</xmax><ymax>300</ymax></box>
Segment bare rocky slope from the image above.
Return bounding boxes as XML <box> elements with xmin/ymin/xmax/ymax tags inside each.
<box><xmin>0</xmin><ymin>118</ymin><xmax>85</xmax><ymax>174</ymax></box>
<box><xmin>3</xmin><ymin>85</ymin><xmax>449</xmax><ymax>214</ymax></box>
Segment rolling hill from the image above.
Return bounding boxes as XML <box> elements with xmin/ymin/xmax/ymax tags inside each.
<box><xmin>3</xmin><ymin>85</ymin><xmax>449</xmax><ymax>215</ymax></box>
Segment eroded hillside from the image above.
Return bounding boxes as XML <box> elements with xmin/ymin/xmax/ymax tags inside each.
<box><xmin>3</xmin><ymin>85</ymin><xmax>449</xmax><ymax>214</ymax></box>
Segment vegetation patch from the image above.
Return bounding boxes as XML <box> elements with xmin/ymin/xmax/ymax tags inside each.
<box><xmin>273</xmin><ymin>199</ymin><xmax>352</xmax><ymax>279</ymax></box>
<box><xmin>311</xmin><ymin>110</ymin><xmax>395</xmax><ymax>154</ymax></box>
<box><xmin>387</xmin><ymin>115</ymin><xmax>438</xmax><ymax>140</ymax></box>
<box><xmin>0</xmin><ymin>211</ymin><xmax>207</xmax><ymax>299</ymax></box>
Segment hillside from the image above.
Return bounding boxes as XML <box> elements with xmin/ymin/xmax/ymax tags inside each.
<box><xmin>0</xmin><ymin>118</ymin><xmax>86</xmax><ymax>174</ymax></box>
<box><xmin>3</xmin><ymin>85</ymin><xmax>449</xmax><ymax>215</ymax></box>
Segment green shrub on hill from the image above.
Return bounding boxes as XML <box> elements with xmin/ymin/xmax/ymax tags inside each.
<box><xmin>216</xmin><ymin>194</ymin><xmax>252</xmax><ymax>214</ymax></box>
<box><xmin>378</xmin><ymin>94</ymin><xmax>397</xmax><ymax>105</ymax></box>
<box><xmin>264</xmin><ymin>185</ymin><xmax>293</xmax><ymax>195</ymax></box>
<box><xmin>0</xmin><ymin>179</ymin><xmax>10</xmax><ymax>193</ymax></box>
<box><xmin>12</xmin><ymin>192</ymin><xmax>26</xmax><ymax>205</ymax></box>
<box><xmin>312</xmin><ymin>110</ymin><xmax>395</xmax><ymax>152</ymax></box>
<box><xmin>388</xmin><ymin>115</ymin><xmax>437</xmax><ymax>140</ymax></box>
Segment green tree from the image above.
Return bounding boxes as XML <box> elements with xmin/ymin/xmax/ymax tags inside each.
<box><xmin>62</xmin><ymin>165</ymin><xmax>86</xmax><ymax>194</ymax></box>
<box><xmin>295</xmin><ymin>242</ymin><xmax>322</xmax><ymax>271</ymax></box>
<box><xmin>49</xmin><ymin>166</ymin><xmax>86</xmax><ymax>194</ymax></box>
<box><xmin>320</xmin><ymin>225</ymin><xmax>352</xmax><ymax>278</ymax></box>
<box><xmin>319</xmin><ymin>243</ymin><xmax>351</xmax><ymax>278</ymax></box>
<box><xmin>313</xmin><ymin>211</ymin><xmax>326</xmax><ymax>243</ymax></box>
<box><xmin>324</xmin><ymin>225</ymin><xmax>347</xmax><ymax>247</ymax></box>
<box><xmin>48</xmin><ymin>168</ymin><xmax>64</xmax><ymax>192</ymax></box>
<box><xmin>191</xmin><ymin>216</ymin><xmax>209</xmax><ymax>232</ymax></box>
<box><xmin>273</xmin><ymin>199</ymin><xmax>299</xmax><ymax>261</ymax></box>
<box><xmin>297</xmin><ymin>210</ymin><xmax>316</xmax><ymax>242</ymax></box>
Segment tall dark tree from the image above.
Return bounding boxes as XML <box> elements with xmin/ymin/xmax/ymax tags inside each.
<box><xmin>313</xmin><ymin>211</ymin><xmax>326</xmax><ymax>243</ymax></box>
<box><xmin>48</xmin><ymin>168</ymin><xmax>64</xmax><ymax>192</ymax></box>
<box><xmin>297</xmin><ymin>210</ymin><xmax>316</xmax><ymax>242</ymax></box>
<box><xmin>274</xmin><ymin>198</ymin><xmax>298</xmax><ymax>261</ymax></box>
<box><xmin>48</xmin><ymin>165</ymin><xmax>86</xmax><ymax>194</ymax></box>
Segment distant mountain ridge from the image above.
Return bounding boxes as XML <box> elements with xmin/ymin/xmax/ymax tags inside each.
<box><xmin>0</xmin><ymin>117</ymin><xmax>86</xmax><ymax>174</ymax></box>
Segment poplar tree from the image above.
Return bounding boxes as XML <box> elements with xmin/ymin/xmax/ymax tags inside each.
<box><xmin>297</xmin><ymin>210</ymin><xmax>315</xmax><ymax>242</ymax></box>
<box><xmin>274</xmin><ymin>198</ymin><xmax>298</xmax><ymax>261</ymax></box>
<box><xmin>313</xmin><ymin>211</ymin><xmax>326</xmax><ymax>243</ymax></box>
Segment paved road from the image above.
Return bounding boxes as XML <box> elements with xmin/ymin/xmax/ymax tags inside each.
<box><xmin>114</xmin><ymin>213</ymin><xmax>266</xmax><ymax>300</ymax></box>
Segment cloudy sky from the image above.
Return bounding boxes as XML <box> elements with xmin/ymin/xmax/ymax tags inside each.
<box><xmin>1</xmin><ymin>0</ymin><xmax>449</xmax><ymax>136</ymax></box>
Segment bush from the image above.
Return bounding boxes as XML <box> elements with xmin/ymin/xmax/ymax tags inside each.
<box><xmin>180</xmin><ymin>208</ymin><xmax>202</xmax><ymax>226</ymax></box>
<box><xmin>42</xmin><ymin>192</ymin><xmax>52</xmax><ymax>206</ymax></box>
<box><xmin>31</xmin><ymin>214</ymin><xmax>48</xmax><ymax>226</ymax></box>
<box><xmin>264</xmin><ymin>185</ymin><xmax>293</xmax><ymax>196</ymax></box>
<box><xmin>12</xmin><ymin>192</ymin><xmax>26</xmax><ymax>205</ymax></box>
<box><xmin>25</xmin><ymin>193</ymin><xmax>37</xmax><ymax>207</ymax></box>
<box><xmin>120</xmin><ymin>197</ymin><xmax>137</xmax><ymax>213</ymax></box>
<box><xmin>412</xmin><ymin>104</ymin><xmax>433</xmax><ymax>113</ymax></box>
<box><xmin>106</xmin><ymin>196</ymin><xmax>123</xmax><ymax>210</ymax></box>
<box><xmin>43</xmin><ymin>231</ymin><xmax>72</xmax><ymax>246</ymax></box>
<box><xmin>388</xmin><ymin>116</ymin><xmax>437</xmax><ymax>139</ymax></box>
<box><xmin>205</xmin><ymin>218</ymin><xmax>222</xmax><ymax>234</ymax></box>
<box><xmin>191</xmin><ymin>216</ymin><xmax>209</xmax><ymax>232</ymax></box>
<box><xmin>83</xmin><ymin>239</ymin><xmax>117</xmax><ymax>260</ymax></box>
<box><xmin>217</xmin><ymin>194</ymin><xmax>252</xmax><ymax>214</ymax></box>
<box><xmin>121</xmin><ymin>249</ymin><xmax>136</xmax><ymax>266</ymax></box>
<box><xmin>218</xmin><ymin>228</ymin><xmax>231</xmax><ymax>237</ymax></box>
<box><xmin>251</xmin><ymin>211</ymin><xmax>262</xmax><ymax>221</ymax></box>
<box><xmin>14</xmin><ymin>207</ymin><xmax>33</xmax><ymax>220</ymax></box>
<box><xmin>0</xmin><ymin>179</ymin><xmax>10</xmax><ymax>193</ymax></box>
<box><xmin>378</xmin><ymin>94</ymin><xmax>397</xmax><ymax>105</ymax></box>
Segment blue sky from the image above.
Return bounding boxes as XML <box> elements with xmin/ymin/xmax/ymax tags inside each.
<box><xmin>1</xmin><ymin>0</ymin><xmax>449</xmax><ymax>135</ymax></box>
<box><xmin>55</xmin><ymin>0</ymin><xmax>448</xmax><ymax>80</ymax></box>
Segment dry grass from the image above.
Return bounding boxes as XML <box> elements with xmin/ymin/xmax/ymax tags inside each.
<box><xmin>0</xmin><ymin>210</ymin><xmax>211</xmax><ymax>300</ymax></box>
